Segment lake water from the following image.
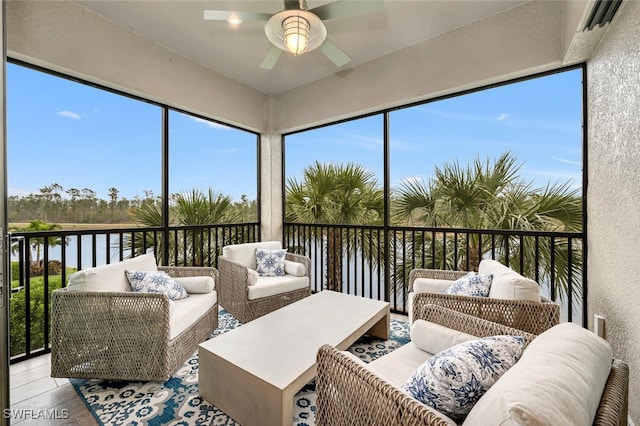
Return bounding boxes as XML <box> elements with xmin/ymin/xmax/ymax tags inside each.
<box><xmin>10</xmin><ymin>234</ymin><xmax>132</xmax><ymax>270</ymax></box>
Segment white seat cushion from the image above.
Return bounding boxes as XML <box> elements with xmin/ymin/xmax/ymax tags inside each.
<box><xmin>371</xmin><ymin>319</ymin><xmax>476</xmax><ymax>386</ymax></box>
<box><xmin>367</xmin><ymin>342</ymin><xmax>433</xmax><ymax>388</ymax></box>
<box><xmin>247</xmin><ymin>275</ymin><xmax>309</xmax><ymax>300</ymax></box>
<box><xmin>463</xmin><ymin>323</ymin><xmax>613</xmax><ymax>425</ymax></box>
<box><xmin>479</xmin><ymin>259</ymin><xmax>541</xmax><ymax>302</ymax></box>
<box><xmin>346</xmin><ymin>350</ymin><xmax>457</xmax><ymax>426</ymax></box>
<box><xmin>222</xmin><ymin>241</ymin><xmax>282</xmax><ymax>270</ymax></box>
<box><xmin>67</xmin><ymin>253</ymin><xmax>158</xmax><ymax>292</ymax></box>
<box><xmin>169</xmin><ymin>291</ymin><xmax>217</xmax><ymax>339</ymax></box>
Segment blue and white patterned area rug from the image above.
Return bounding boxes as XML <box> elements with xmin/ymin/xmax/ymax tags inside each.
<box><xmin>71</xmin><ymin>310</ymin><xmax>410</xmax><ymax>426</ymax></box>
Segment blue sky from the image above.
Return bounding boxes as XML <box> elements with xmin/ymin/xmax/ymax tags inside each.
<box><xmin>286</xmin><ymin>68</ymin><xmax>583</xmax><ymax>193</ymax></box>
<box><xmin>7</xmin><ymin>63</ymin><xmax>257</xmax><ymax>201</ymax></box>
<box><xmin>7</xmin><ymin>63</ymin><xmax>582</xmax><ymax>203</ymax></box>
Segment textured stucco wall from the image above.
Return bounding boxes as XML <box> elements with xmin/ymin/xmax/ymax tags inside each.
<box><xmin>587</xmin><ymin>0</ymin><xmax>640</xmax><ymax>422</ymax></box>
<box><xmin>6</xmin><ymin>0</ymin><xmax>266</xmax><ymax>132</ymax></box>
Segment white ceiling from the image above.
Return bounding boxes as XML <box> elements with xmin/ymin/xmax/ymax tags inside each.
<box><xmin>74</xmin><ymin>0</ymin><xmax>529</xmax><ymax>94</ymax></box>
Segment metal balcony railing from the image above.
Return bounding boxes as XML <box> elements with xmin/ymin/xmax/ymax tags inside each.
<box><xmin>8</xmin><ymin>223</ymin><xmax>259</xmax><ymax>363</ymax></box>
<box><xmin>284</xmin><ymin>222</ymin><xmax>584</xmax><ymax>323</ymax></box>
<box><xmin>8</xmin><ymin>221</ymin><xmax>584</xmax><ymax>364</ymax></box>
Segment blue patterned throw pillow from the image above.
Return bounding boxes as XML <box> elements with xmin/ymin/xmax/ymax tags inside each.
<box><xmin>444</xmin><ymin>273</ymin><xmax>493</xmax><ymax>297</ymax></box>
<box><xmin>402</xmin><ymin>335</ymin><xmax>524</xmax><ymax>420</ymax></box>
<box><xmin>255</xmin><ymin>248</ymin><xmax>287</xmax><ymax>277</ymax></box>
<box><xmin>125</xmin><ymin>270</ymin><xmax>189</xmax><ymax>300</ymax></box>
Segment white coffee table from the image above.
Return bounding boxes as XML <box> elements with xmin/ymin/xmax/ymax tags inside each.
<box><xmin>198</xmin><ymin>290</ymin><xmax>390</xmax><ymax>426</ymax></box>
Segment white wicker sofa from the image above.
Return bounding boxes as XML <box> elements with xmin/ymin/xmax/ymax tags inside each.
<box><xmin>51</xmin><ymin>253</ymin><xmax>218</xmax><ymax>382</ymax></box>
<box><xmin>317</xmin><ymin>304</ymin><xmax>628</xmax><ymax>426</ymax></box>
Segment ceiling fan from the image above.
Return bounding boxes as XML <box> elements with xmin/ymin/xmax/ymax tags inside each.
<box><xmin>203</xmin><ymin>0</ymin><xmax>384</xmax><ymax>69</ymax></box>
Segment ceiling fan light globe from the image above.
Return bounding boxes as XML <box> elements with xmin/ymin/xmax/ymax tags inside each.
<box><xmin>283</xmin><ymin>15</ymin><xmax>310</xmax><ymax>55</ymax></box>
<box><xmin>265</xmin><ymin>9</ymin><xmax>327</xmax><ymax>55</ymax></box>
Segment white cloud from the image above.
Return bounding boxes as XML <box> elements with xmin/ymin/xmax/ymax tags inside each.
<box><xmin>56</xmin><ymin>110</ymin><xmax>81</xmax><ymax>120</ymax></box>
<box><xmin>353</xmin><ymin>135</ymin><xmax>383</xmax><ymax>152</ymax></box>
<box><xmin>551</xmin><ymin>155</ymin><xmax>581</xmax><ymax>165</ymax></box>
<box><xmin>190</xmin><ymin>116</ymin><xmax>230</xmax><ymax>129</ymax></box>
<box><xmin>211</xmin><ymin>148</ymin><xmax>240</xmax><ymax>154</ymax></box>
<box><xmin>424</xmin><ymin>108</ymin><xmax>508</xmax><ymax>124</ymax></box>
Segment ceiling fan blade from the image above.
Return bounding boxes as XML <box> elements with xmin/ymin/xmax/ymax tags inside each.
<box><xmin>284</xmin><ymin>0</ymin><xmax>302</xmax><ymax>11</ymax></box>
<box><xmin>203</xmin><ymin>10</ymin><xmax>272</xmax><ymax>21</ymax></box>
<box><xmin>310</xmin><ymin>0</ymin><xmax>384</xmax><ymax>21</ymax></box>
<box><xmin>320</xmin><ymin>38</ymin><xmax>351</xmax><ymax>67</ymax></box>
<box><xmin>260</xmin><ymin>46</ymin><xmax>283</xmax><ymax>69</ymax></box>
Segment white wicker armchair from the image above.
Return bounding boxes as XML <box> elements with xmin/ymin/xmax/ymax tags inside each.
<box><xmin>51</xmin><ymin>255</ymin><xmax>218</xmax><ymax>382</ymax></box>
<box><xmin>408</xmin><ymin>259</ymin><xmax>559</xmax><ymax>335</ymax></box>
<box><xmin>217</xmin><ymin>241</ymin><xmax>311</xmax><ymax>323</ymax></box>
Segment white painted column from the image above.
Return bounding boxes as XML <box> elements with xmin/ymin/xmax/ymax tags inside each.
<box><xmin>259</xmin><ymin>132</ymin><xmax>284</xmax><ymax>242</ymax></box>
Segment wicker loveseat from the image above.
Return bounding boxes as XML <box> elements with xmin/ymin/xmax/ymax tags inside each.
<box><xmin>51</xmin><ymin>253</ymin><xmax>218</xmax><ymax>382</ymax></box>
<box><xmin>218</xmin><ymin>241</ymin><xmax>311</xmax><ymax>323</ymax></box>
<box><xmin>408</xmin><ymin>259</ymin><xmax>560</xmax><ymax>335</ymax></box>
<box><xmin>316</xmin><ymin>304</ymin><xmax>629</xmax><ymax>426</ymax></box>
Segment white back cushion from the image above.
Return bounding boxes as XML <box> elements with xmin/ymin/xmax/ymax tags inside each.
<box><xmin>67</xmin><ymin>253</ymin><xmax>158</xmax><ymax>292</ymax></box>
<box><xmin>173</xmin><ymin>276</ymin><xmax>215</xmax><ymax>294</ymax></box>
<box><xmin>463</xmin><ymin>323</ymin><xmax>613</xmax><ymax>425</ymax></box>
<box><xmin>284</xmin><ymin>260</ymin><xmax>306</xmax><ymax>276</ymax></box>
<box><xmin>479</xmin><ymin>259</ymin><xmax>541</xmax><ymax>302</ymax></box>
<box><xmin>222</xmin><ymin>241</ymin><xmax>282</xmax><ymax>269</ymax></box>
<box><xmin>412</xmin><ymin>277</ymin><xmax>456</xmax><ymax>293</ymax></box>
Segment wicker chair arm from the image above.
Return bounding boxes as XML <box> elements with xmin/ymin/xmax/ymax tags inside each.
<box><xmin>285</xmin><ymin>252</ymin><xmax>311</xmax><ymax>277</ymax></box>
<box><xmin>413</xmin><ymin>292</ymin><xmax>559</xmax><ymax>335</ymax></box>
<box><xmin>218</xmin><ymin>255</ymin><xmax>253</xmax><ymax>308</ymax></box>
<box><xmin>218</xmin><ymin>256</ymin><xmax>251</xmax><ymax>282</ymax></box>
<box><xmin>51</xmin><ymin>289</ymin><xmax>171</xmax><ymax>380</ymax></box>
<box><xmin>417</xmin><ymin>304</ymin><xmax>537</xmax><ymax>346</ymax></box>
<box><xmin>408</xmin><ymin>268</ymin><xmax>470</xmax><ymax>292</ymax></box>
<box><xmin>316</xmin><ymin>344</ymin><xmax>453</xmax><ymax>426</ymax></box>
<box><xmin>52</xmin><ymin>289</ymin><xmax>171</xmax><ymax>337</ymax></box>
<box><xmin>594</xmin><ymin>359</ymin><xmax>629</xmax><ymax>426</ymax></box>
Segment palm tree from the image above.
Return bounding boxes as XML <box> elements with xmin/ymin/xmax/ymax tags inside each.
<box><xmin>10</xmin><ymin>220</ymin><xmax>65</xmax><ymax>266</ymax></box>
<box><xmin>129</xmin><ymin>188</ymin><xmax>240</xmax><ymax>265</ymax></box>
<box><xmin>393</xmin><ymin>152</ymin><xmax>582</xmax><ymax>303</ymax></box>
<box><xmin>286</xmin><ymin>161</ymin><xmax>384</xmax><ymax>292</ymax></box>
<box><xmin>174</xmin><ymin>188</ymin><xmax>239</xmax><ymax>265</ymax></box>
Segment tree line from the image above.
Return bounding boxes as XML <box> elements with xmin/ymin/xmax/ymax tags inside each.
<box><xmin>8</xmin><ymin>183</ymin><xmax>257</xmax><ymax>225</ymax></box>
<box><xmin>9</xmin><ymin>152</ymin><xmax>583</xmax><ymax>357</ymax></box>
